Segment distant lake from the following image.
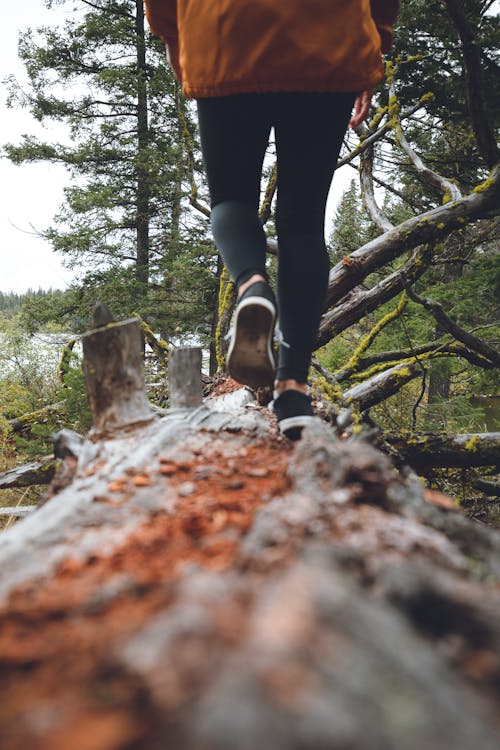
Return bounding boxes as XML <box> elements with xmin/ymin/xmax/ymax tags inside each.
<box><xmin>0</xmin><ymin>332</ymin><xmax>80</xmax><ymax>380</ymax></box>
<box><xmin>0</xmin><ymin>330</ymin><xmax>209</xmax><ymax>380</ymax></box>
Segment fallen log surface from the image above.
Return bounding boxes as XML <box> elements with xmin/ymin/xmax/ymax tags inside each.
<box><xmin>0</xmin><ymin>506</ymin><xmax>37</xmax><ymax>517</ymax></box>
<box><xmin>387</xmin><ymin>431</ymin><xmax>500</xmax><ymax>470</ymax></box>
<box><xmin>1</xmin><ymin>390</ymin><xmax>500</xmax><ymax>750</ymax></box>
<box><xmin>0</xmin><ymin>458</ymin><xmax>59</xmax><ymax>489</ymax></box>
<box><xmin>2</xmin><ymin>316</ymin><xmax>500</xmax><ymax>750</ymax></box>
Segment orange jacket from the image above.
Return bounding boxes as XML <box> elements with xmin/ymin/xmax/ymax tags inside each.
<box><xmin>144</xmin><ymin>1</ymin><xmax>399</xmax><ymax>99</ymax></box>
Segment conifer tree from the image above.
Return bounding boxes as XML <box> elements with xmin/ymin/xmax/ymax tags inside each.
<box><xmin>4</xmin><ymin>0</ymin><xmax>213</xmax><ymax>336</ymax></box>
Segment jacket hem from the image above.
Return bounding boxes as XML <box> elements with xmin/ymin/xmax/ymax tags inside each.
<box><xmin>183</xmin><ymin>72</ymin><xmax>384</xmax><ymax>99</ymax></box>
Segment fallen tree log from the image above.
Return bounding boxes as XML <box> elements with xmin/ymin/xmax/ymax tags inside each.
<box><xmin>0</xmin><ymin>457</ymin><xmax>59</xmax><ymax>489</ymax></box>
<box><xmin>387</xmin><ymin>431</ymin><xmax>500</xmax><ymax>471</ymax></box>
<box><xmin>342</xmin><ymin>361</ymin><xmax>421</xmax><ymax>411</ymax></box>
<box><xmin>0</xmin><ymin>506</ymin><xmax>37</xmax><ymax>517</ymax></box>
<box><xmin>1</xmin><ymin>318</ymin><xmax>499</xmax><ymax>750</ymax></box>
<box><xmin>7</xmin><ymin>401</ymin><xmax>66</xmax><ymax>434</ymax></box>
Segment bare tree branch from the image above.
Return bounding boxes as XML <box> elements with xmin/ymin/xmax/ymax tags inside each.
<box><xmin>389</xmin><ymin>82</ymin><xmax>462</xmax><ymax>201</ymax></box>
<box><xmin>175</xmin><ymin>89</ymin><xmax>211</xmax><ymax>219</ymax></box>
<box><xmin>325</xmin><ymin>162</ymin><xmax>500</xmax><ymax>309</ymax></box>
<box><xmin>337</xmin><ymin>101</ymin><xmax>424</xmax><ymax>169</ymax></box>
<box><xmin>333</xmin><ymin>342</ymin><xmax>495</xmax><ymax>382</ymax></box>
<box><xmin>387</xmin><ymin>431</ymin><xmax>500</xmax><ymax>470</ymax></box>
<box><xmin>359</xmin><ymin>143</ymin><xmax>394</xmax><ymax>232</ymax></box>
<box><xmin>318</xmin><ymin>245</ymin><xmax>433</xmax><ymax>346</ymax></box>
<box><xmin>259</xmin><ymin>163</ymin><xmax>277</xmax><ymax>225</ymax></box>
<box><xmin>405</xmin><ymin>286</ymin><xmax>500</xmax><ymax>367</ymax></box>
<box><xmin>342</xmin><ymin>362</ymin><xmax>421</xmax><ymax>412</ymax></box>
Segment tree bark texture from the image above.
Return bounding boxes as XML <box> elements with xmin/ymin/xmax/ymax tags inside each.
<box><xmin>444</xmin><ymin>0</ymin><xmax>499</xmax><ymax>168</ymax></box>
<box><xmin>0</xmin><ymin>390</ymin><xmax>499</xmax><ymax>750</ymax></box>
<box><xmin>168</xmin><ymin>346</ymin><xmax>203</xmax><ymax>408</ymax></box>
<box><xmin>135</xmin><ymin>0</ymin><xmax>150</xmax><ymax>288</ymax></box>
<box><xmin>323</xmin><ymin>162</ymin><xmax>500</xmax><ymax>312</ymax></box>
<box><xmin>82</xmin><ymin>318</ymin><xmax>154</xmax><ymax>435</ymax></box>
<box><xmin>387</xmin><ymin>431</ymin><xmax>500</xmax><ymax>471</ymax></box>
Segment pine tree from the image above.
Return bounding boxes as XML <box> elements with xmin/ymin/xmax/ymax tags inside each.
<box><xmin>3</xmin><ymin>0</ymin><xmax>214</xmax><ymax>337</ymax></box>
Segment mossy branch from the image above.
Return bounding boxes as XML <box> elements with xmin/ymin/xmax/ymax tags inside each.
<box><xmin>324</xmin><ymin>162</ymin><xmax>500</xmax><ymax>311</ymax></box>
<box><xmin>404</xmin><ymin>287</ymin><xmax>500</xmax><ymax>368</ymax></box>
<box><xmin>344</xmin><ymin>291</ymin><xmax>407</xmax><ymax>374</ymax></box>
<box><xmin>259</xmin><ymin>162</ymin><xmax>277</xmax><ymax>225</ymax></box>
<box><xmin>215</xmin><ymin>265</ymin><xmax>236</xmax><ymax>371</ymax></box>
<box><xmin>334</xmin><ymin>340</ymin><xmax>495</xmax><ymax>383</ymax></box>
<box><xmin>57</xmin><ymin>337</ymin><xmax>80</xmax><ymax>385</ymax></box>
<box><xmin>133</xmin><ymin>312</ymin><xmax>169</xmax><ymax>367</ymax></box>
<box><xmin>175</xmin><ymin>89</ymin><xmax>210</xmax><ymax>219</ymax></box>
<box><xmin>388</xmin><ymin>81</ymin><xmax>462</xmax><ymax>201</ymax></box>
<box><xmin>319</xmin><ymin>245</ymin><xmax>433</xmax><ymax>347</ymax></box>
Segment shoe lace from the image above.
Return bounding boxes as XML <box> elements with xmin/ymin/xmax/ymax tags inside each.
<box><xmin>275</xmin><ymin>328</ymin><xmax>290</xmax><ymax>349</ymax></box>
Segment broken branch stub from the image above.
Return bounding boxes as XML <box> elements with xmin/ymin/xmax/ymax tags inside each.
<box><xmin>168</xmin><ymin>347</ymin><xmax>203</xmax><ymax>408</ymax></box>
<box><xmin>82</xmin><ymin>317</ymin><xmax>154</xmax><ymax>435</ymax></box>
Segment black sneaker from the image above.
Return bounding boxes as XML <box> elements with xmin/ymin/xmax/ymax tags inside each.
<box><xmin>272</xmin><ymin>390</ymin><xmax>315</xmax><ymax>441</ymax></box>
<box><xmin>226</xmin><ymin>280</ymin><xmax>277</xmax><ymax>388</ymax></box>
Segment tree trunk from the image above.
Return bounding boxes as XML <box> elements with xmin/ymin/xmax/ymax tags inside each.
<box><xmin>135</xmin><ymin>0</ymin><xmax>150</xmax><ymax>290</ymax></box>
<box><xmin>1</xmin><ymin>334</ymin><xmax>499</xmax><ymax>750</ymax></box>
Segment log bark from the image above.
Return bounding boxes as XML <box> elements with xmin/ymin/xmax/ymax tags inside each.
<box><xmin>0</xmin><ymin>506</ymin><xmax>36</xmax><ymax>517</ymax></box>
<box><xmin>323</xmin><ymin>162</ymin><xmax>500</xmax><ymax>311</ymax></box>
<box><xmin>168</xmin><ymin>347</ymin><xmax>203</xmax><ymax>408</ymax></box>
<box><xmin>82</xmin><ymin>317</ymin><xmax>154</xmax><ymax>435</ymax></box>
<box><xmin>7</xmin><ymin>402</ymin><xmax>66</xmax><ymax>434</ymax></box>
<box><xmin>0</xmin><ymin>458</ymin><xmax>58</xmax><ymax>489</ymax></box>
<box><xmin>1</xmin><ymin>386</ymin><xmax>499</xmax><ymax>750</ymax></box>
<box><xmin>387</xmin><ymin>431</ymin><xmax>500</xmax><ymax>471</ymax></box>
<box><xmin>343</xmin><ymin>361</ymin><xmax>421</xmax><ymax>412</ymax></box>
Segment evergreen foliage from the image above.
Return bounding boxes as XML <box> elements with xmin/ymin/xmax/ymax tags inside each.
<box><xmin>3</xmin><ymin>0</ymin><xmax>214</xmax><ymax>337</ymax></box>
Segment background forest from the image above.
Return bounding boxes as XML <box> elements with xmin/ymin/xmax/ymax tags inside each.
<box><xmin>1</xmin><ymin>0</ymin><xmax>499</xmax><ymax>525</ymax></box>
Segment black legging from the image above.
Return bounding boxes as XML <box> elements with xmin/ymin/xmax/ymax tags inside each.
<box><xmin>197</xmin><ymin>92</ymin><xmax>355</xmax><ymax>382</ymax></box>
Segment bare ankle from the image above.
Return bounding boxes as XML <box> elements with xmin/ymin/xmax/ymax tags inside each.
<box><xmin>274</xmin><ymin>379</ymin><xmax>308</xmax><ymax>396</ymax></box>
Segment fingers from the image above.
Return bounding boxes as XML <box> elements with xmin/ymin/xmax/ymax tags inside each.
<box><xmin>349</xmin><ymin>90</ymin><xmax>373</xmax><ymax>128</ymax></box>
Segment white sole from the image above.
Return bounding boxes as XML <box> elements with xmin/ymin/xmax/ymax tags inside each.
<box><xmin>278</xmin><ymin>415</ymin><xmax>317</xmax><ymax>434</ymax></box>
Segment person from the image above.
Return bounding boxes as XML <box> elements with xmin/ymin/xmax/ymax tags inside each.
<box><xmin>145</xmin><ymin>0</ymin><xmax>399</xmax><ymax>439</ymax></box>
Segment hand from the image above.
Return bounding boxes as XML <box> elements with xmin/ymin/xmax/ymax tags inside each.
<box><xmin>349</xmin><ymin>89</ymin><xmax>373</xmax><ymax>128</ymax></box>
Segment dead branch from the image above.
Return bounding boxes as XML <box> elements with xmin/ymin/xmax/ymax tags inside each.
<box><xmin>319</xmin><ymin>245</ymin><xmax>433</xmax><ymax>346</ymax></box>
<box><xmin>343</xmin><ymin>361</ymin><xmax>421</xmax><ymax>412</ymax></box>
<box><xmin>333</xmin><ymin>341</ymin><xmax>496</xmax><ymax>382</ymax></box>
<box><xmin>57</xmin><ymin>337</ymin><xmax>79</xmax><ymax>385</ymax></box>
<box><xmin>474</xmin><ymin>478</ymin><xmax>500</xmax><ymax>497</ymax></box>
<box><xmin>7</xmin><ymin>402</ymin><xmax>66</xmax><ymax>435</ymax></box>
<box><xmin>405</xmin><ymin>287</ymin><xmax>500</xmax><ymax>367</ymax></box>
<box><xmin>176</xmin><ymin>90</ymin><xmax>211</xmax><ymax>219</ymax></box>
<box><xmin>389</xmin><ymin>82</ymin><xmax>462</xmax><ymax>201</ymax></box>
<box><xmin>324</xmin><ymin>161</ymin><xmax>500</xmax><ymax>309</ymax></box>
<box><xmin>0</xmin><ymin>458</ymin><xmax>59</xmax><ymax>490</ymax></box>
<box><xmin>387</xmin><ymin>431</ymin><xmax>500</xmax><ymax>470</ymax></box>
<box><xmin>359</xmin><ymin>142</ymin><xmax>394</xmax><ymax>232</ymax></box>
<box><xmin>259</xmin><ymin>162</ymin><xmax>277</xmax><ymax>224</ymax></box>
<box><xmin>337</xmin><ymin>100</ymin><xmax>424</xmax><ymax>169</ymax></box>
